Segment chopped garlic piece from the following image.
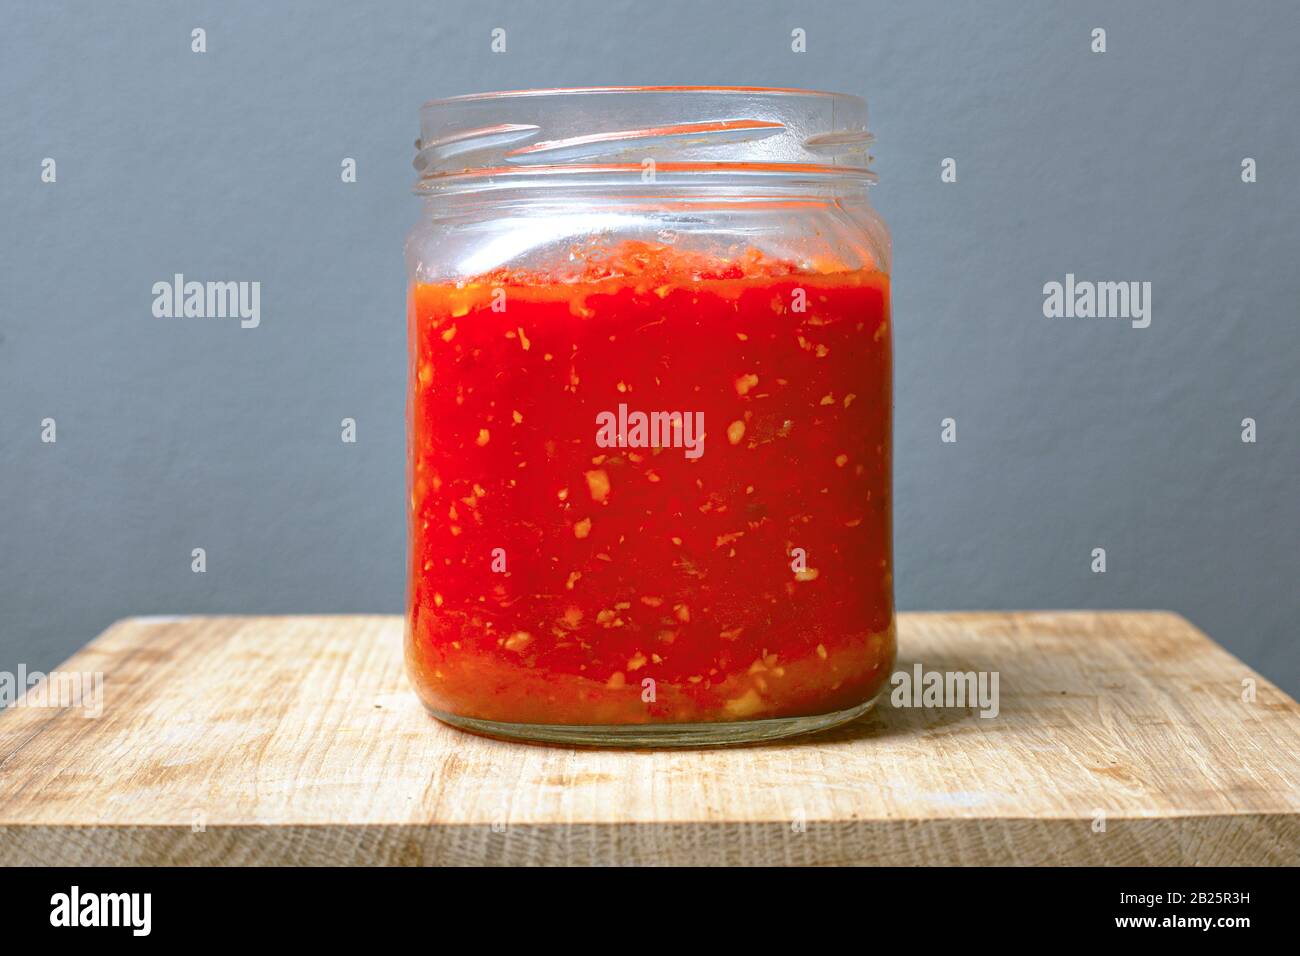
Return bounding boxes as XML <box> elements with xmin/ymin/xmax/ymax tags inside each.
<box><xmin>724</xmin><ymin>688</ymin><xmax>763</xmax><ymax>717</ymax></box>
<box><xmin>585</xmin><ymin>469</ymin><xmax>611</xmax><ymax>503</ymax></box>
<box><xmin>503</xmin><ymin>631</ymin><xmax>532</xmax><ymax>652</ymax></box>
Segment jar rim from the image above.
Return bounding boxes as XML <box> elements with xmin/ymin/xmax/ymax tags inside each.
<box><xmin>422</xmin><ymin>85</ymin><xmax>862</xmax><ymax>108</ymax></box>
<box><xmin>415</xmin><ymin>86</ymin><xmax>875</xmax><ymax>188</ymax></box>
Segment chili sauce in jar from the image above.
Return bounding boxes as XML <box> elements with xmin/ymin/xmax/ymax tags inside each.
<box><xmin>406</xmin><ymin>88</ymin><xmax>893</xmax><ymax>745</ymax></box>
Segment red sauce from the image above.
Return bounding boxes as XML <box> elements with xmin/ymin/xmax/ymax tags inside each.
<box><xmin>406</xmin><ymin>241</ymin><xmax>893</xmax><ymax>725</ymax></box>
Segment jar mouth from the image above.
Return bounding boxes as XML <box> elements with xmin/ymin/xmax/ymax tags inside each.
<box><xmin>415</xmin><ymin>86</ymin><xmax>876</xmax><ymax>190</ymax></box>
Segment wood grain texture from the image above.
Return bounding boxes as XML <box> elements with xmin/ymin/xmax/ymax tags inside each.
<box><xmin>1</xmin><ymin>612</ymin><xmax>1297</xmax><ymax>866</ymax></box>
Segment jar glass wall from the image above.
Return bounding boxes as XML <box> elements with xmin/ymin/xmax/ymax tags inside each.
<box><xmin>405</xmin><ymin>88</ymin><xmax>893</xmax><ymax>745</ymax></box>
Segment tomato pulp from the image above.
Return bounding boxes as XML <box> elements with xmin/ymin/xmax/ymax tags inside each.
<box><xmin>407</xmin><ymin>242</ymin><xmax>894</xmax><ymax>727</ymax></box>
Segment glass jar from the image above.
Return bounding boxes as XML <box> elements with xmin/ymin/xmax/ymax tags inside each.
<box><xmin>405</xmin><ymin>87</ymin><xmax>893</xmax><ymax>746</ymax></box>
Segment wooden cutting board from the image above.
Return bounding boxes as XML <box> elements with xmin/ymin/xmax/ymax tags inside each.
<box><xmin>1</xmin><ymin>612</ymin><xmax>1296</xmax><ymax>866</ymax></box>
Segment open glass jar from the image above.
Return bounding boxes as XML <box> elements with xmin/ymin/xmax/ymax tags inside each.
<box><xmin>405</xmin><ymin>87</ymin><xmax>893</xmax><ymax>745</ymax></box>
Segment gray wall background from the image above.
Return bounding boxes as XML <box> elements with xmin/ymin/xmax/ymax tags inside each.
<box><xmin>3</xmin><ymin>1</ymin><xmax>1298</xmax><ymax>694</ymax></box>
